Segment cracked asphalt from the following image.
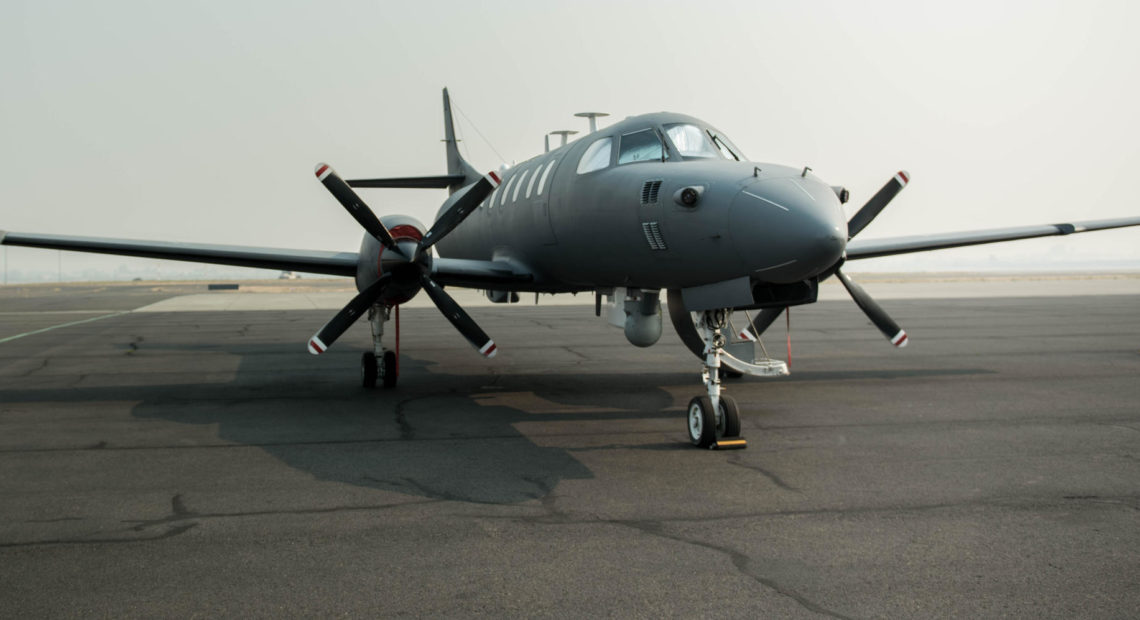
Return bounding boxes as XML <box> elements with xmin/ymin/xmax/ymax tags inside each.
<box><xmin>1</xmin><ymin>281</ymin><xmax>1138</xmax><ymax>617</ymax></box>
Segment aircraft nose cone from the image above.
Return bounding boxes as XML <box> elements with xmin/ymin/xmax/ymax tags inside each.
<box><xmin>729</xmin><ymin>177</ymin><xmax>847</xmax><ymax>282</ymax></box>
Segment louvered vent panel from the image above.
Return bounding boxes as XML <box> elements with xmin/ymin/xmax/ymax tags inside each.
<box><xmin>642</xmin><ymin>221</ymin><xmax>667</xmax><ymax>250</ymax></box>
<box><xmin>640</xmin><ymin>180</ymin><xmax>663</xmax><ymax>205</ymax></box>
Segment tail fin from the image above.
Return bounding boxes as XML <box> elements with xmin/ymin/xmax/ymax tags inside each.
<box><xmin>442</xmin><ymin>88</ymin><xmax>481</xmax><ymax>195</ymax></box>
<box><xmin>344</xmin><ymin>89</ymin><xmax>483</xmax><ymax>193</ymax></box>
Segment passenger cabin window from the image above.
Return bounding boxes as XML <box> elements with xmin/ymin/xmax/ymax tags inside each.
<box><xmin>617</xmin><ymin>129</ymin><xmax>664</xmax><ymax>165</ymax></box>
<box><xmin>513</xmin><ymin>169</ymin><xmax>530</xmax><ymax>201</ymax></box>
<box><xmin>525</xmin><ymin>166</ymin><xmax>540</xmax><ymax>198</ymax></box>
<box><xmin>537</xmin><ymin>159</ymin><xmax>556</xmax><ymax>194</ymax></box>
<box><xmin>501</xmin><ymin>175</ymin><xmax>517</xmax><ymax>206</ymax></box>
<box><xmin>664</xmin><ymin>123</ymin><xmax>721</xmax><ymax>159</ymax></box>
<box><xmin>576</xmin><ymin>137</ymin><xmax>613</xmax><ymax>174</ymax></box>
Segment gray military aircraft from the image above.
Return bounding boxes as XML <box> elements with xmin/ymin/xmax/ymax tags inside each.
<box><xmin>4</xmin><ymin>88</ymin><xmax>1139</xmax><ymax>449</ymax></box>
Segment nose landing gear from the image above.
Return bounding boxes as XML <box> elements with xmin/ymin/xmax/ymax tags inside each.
<box><xmin>361</xmin><ymin>305</ymin><xmax>399</xmax><ymax>389</ymax></box>
<box><xmin>688</xmin><ymin>309</ymin><xmax>745</xmax><ymax>449</ymax></box>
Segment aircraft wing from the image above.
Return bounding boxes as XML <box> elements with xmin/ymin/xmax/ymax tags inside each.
<box><xmin>845</xmin><ymin>217</ymin><xmax>1140</xmax><ymax>260</ymax></box>
<box><xmin>431</xmin><ymin>257</ymin><xmax>534</xmax><ymax>289</ymax></box>
<box><xmin>0</xmin><ymin>231</ymin><xmax>359</xmax><ymax>277</ymax></box>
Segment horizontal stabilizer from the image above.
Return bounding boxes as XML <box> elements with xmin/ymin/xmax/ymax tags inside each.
<box><xmin>347</xmin><ymin>175</ymin><xmax>466</xmax><ymax>189</ymax></box>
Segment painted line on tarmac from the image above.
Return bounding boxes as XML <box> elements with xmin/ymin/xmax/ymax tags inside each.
<box><xmin>0</xmin><ymin>310</ymin><xmax>125</xmax><ymax>315</ymax></box>
<box><xmin>0</xmin><ymin>311</ymin><xmax>129</xmax><ymax>345</ymax></box>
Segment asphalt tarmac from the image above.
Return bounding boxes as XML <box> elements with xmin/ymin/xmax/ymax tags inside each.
<box><xmin>1</xmin><ymin>279</ymin><xmax>1138</xmax><ymax>618</ymax></box>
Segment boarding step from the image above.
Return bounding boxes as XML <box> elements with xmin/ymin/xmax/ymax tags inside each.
<box><xmin>722</xmin><ymin>341</ymin><xmax>789</xmax><ymax>377</ymax></box>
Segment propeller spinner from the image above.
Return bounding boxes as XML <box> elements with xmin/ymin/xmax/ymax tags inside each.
<box><xmin>307</xmin><ymin>163</ymin><xmax>502</xmax><ymax>357</ymax></box>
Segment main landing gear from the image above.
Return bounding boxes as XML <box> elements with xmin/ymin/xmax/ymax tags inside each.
<box><xmin>687</xmin><ymin>309</ymin><xmax>746</xmax><ymax>450</ymax></box>
<box><xmin>361</xmin><ymin>305</ymin><xmax>399</xmax><ymax>389</ymax></box>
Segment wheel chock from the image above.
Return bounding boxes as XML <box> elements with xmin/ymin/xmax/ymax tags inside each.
<box><xmin>711</xmin><ymin>438</ymin><xmax>747</xmax><ymax>450</ymax></box>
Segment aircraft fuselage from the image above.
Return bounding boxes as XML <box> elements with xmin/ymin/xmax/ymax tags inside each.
<box><xmin>433</xmin><ymin>112</ymin><xmax>848</xmax><ymax>293</ymax></box>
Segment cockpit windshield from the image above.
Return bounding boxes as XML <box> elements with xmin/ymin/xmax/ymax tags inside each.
<box><xmin>664</xmin><ymin>123</ymin><xmax>721</xmax><ymax>159</ymax></box>
<box><xmin>708</xmin><ymin>131</ymin><xmax>745</xmax><ymax>161</ymax></box>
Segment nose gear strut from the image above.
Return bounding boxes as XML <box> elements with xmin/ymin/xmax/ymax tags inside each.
<box><xmin>687</xmin><ymin>309</ymin><xmax>745</xmax><ymax>449</ymax></box>
<box><xmin>361</xmin><ymin>305</ymin><xmax>399</xmax><ymax>389</ymax></box>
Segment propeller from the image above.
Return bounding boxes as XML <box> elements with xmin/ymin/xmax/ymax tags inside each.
<box><xmin>308</xmin><ymin>275</ymin><xmax>391</xmax><ymax>354</ymax></box>
<box><xmin>834</xmin><ymin>269</ymin><xmax>907</xmax><ymax>347</ymax></box>
<box><xmin>315</xmin><ymin>164</ymin><xmax>405</xmax><ymax>258</ymax></box>
<box><xmin>419</xmin><ymin>274</ymin><xmax>498</xmax><ymax>357</ymax></box>
<box><xmin>307</xmin><ymin>163</ymin><xmax>502</xmax><ymax>357</ymax></box>
<box><xmin>419</xmin><ymin>170</ymin><xmax>501</xmax><ymax>254</ymax></box>
<box><xmin>834</xmin><ymin>170</ymin><xmax>910</xmax><ymax>347</ymax></box>
<box><xmin>737</xmin><ymin>307</ymin><xmax>785</xmax><ymax>342</ymax></box>
<box><xmin>847</xmin><ymin>171</ymin><xmax>909</xmax><ymax>239</ymax></box>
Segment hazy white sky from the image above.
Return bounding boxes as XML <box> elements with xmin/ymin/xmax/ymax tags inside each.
<box><xmin>3</xmin><ymin>0</ymin><xmax>1139</xmax><ymax>280</ymax></box>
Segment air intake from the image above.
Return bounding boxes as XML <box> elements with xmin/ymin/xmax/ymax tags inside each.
<box><xmin>642</xmin><ymin>221</ymin><xmax>667</xmax><ymax>250</ymax></box>
<box><xmin>640</xmin><ymin>180</ymin><xmax>663</xmax><ymax>205</ymax></box>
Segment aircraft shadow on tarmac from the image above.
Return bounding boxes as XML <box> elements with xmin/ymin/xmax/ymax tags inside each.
<box><xmin>4</xmin><ymin>340</ymin><xmax>993</xmax><ymax>504</ymax></box>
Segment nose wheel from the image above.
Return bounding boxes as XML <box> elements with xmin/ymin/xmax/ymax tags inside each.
<box><xmin>361</xmin><ymin>350</ymin><xmax>399</xmax><ymax>389</ymax></box>
<box><xmin>361</xmin><ymin>305</ymin><xmax>400</xmax><ymax>389</ymax></box>
<box><xmin>688</xmin><ymin>309</ymin><xmax>746</xmax><ymax>449</ymax></box>
<box><xmin>687</xmin><ymin>395</ymin><xmax>742</xmax><ymax>448</ymax></box>
<box><xmin>361</xmin><ymin>351</ymin><xmax>378</xmax><ymax>388</ymax></box>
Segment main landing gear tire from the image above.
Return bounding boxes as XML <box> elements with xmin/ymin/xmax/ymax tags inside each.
<box><xmin>361</xmin><ymin>352</ymin><xmax>378</xmax><ymax>388</ymax></box>
<box><xmin>381</xmin><ymin>350</ymin><xmax>398</xmax><ymax>389</ymax></box>
<box><xmin>687</xmin><ymin>395</ymin><xmax>742</xmax><ymax>448</ymax></box>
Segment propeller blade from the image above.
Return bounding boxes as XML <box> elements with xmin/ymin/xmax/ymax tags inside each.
<box><xmin>738</xmin><ymin>307</ymin><xmax>786</xmax><ymax>342</ymax></box>
<box><xmin>419</xmin><ymin>171</ymin><xmax>502</xmax><ymax>253</ymax></box>
<box><xmin>846</xmin><ymin>171</ymin><xmax>910</xmax><ymax>240</ymax></box>
<box><xmin>315</xmin><ymin>163</ymin><xmax>404</xmax><ymax>257</ymax></box>
<box><xmin>418</xmin><ymin>273</ymin><xmax>498</xmax><ymax>358</ymax></box>
<box><xmin>307</xmin><ymin>276</ymin><xmax>390</xmax><ymax>355</ymax></box>
<box><xmin>834</xmin><ymin>269</ymin><xmax>908</xmax><ymax>347</ymax></box>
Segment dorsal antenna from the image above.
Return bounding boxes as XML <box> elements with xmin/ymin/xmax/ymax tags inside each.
<box><xmin>574</xmin><ymin>112</ymin><xmax>610</xmax><ymax>133</ymax></box>
<box><xmin>549</xmin><ymin>130</ymin><xmax>578</xmax><ymax>147</ymax></box>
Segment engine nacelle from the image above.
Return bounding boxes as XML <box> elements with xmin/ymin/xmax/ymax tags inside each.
<box><xmin>623</xmin><ymin>290</ymin><xmax>663</xmax><ymax>347</ymax></box>
<box><xmin>354</xmin><ymin>214</ymin><xmax>427</xmax><ymax>305</ymax></box>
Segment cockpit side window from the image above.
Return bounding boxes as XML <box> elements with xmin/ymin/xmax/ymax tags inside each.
<box><xmin>576</xmin><ymin>137</ymin><xmax>613</xmax><ymax>174</ymax></box>
<box><xmin>617</xmin><ymin>128</ymin><xmax>664</xmax><ymax>165</ymax></box>
<box><xmin>709</xmin><ymin>131</ymin><xmax>745</xmax><ymax>161</ymax></box>
<box><xmin>664</xmin><ymin>123</ymin><xmax>721</xmax><ymax>159</ymax></box>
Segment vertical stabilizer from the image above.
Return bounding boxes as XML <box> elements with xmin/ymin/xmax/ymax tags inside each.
<box><xmin>442</xmin><ymin>88</ymin><xmax>481</xmax><ymax>194</ymax></box>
